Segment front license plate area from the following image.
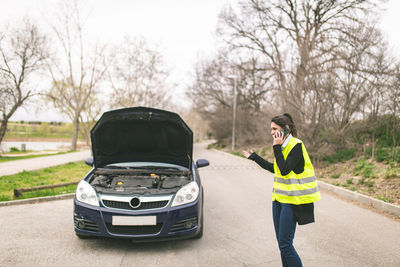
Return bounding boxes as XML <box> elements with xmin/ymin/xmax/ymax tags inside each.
<box><xmin>112</xmin><ymin>216</ymin><xmax>156</xmax><ymax>226</ymax></box>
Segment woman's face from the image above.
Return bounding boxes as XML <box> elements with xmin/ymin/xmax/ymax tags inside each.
<box><xmin>270</xmin><ymin>122</ymin><xmax>282</xmax><ymax>137</ymax></box>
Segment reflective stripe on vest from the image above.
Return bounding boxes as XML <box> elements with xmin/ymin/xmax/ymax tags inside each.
<box><xmin>274</xmin><ymin>186</ymin><xmax>319</xmax><ymax>197</ymax></box>
<box><xmin>274</xmin><ymin>176</ymin><xmax>316</xmax><ymax>185</ymax></box>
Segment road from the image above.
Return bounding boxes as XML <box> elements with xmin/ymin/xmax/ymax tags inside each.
<box><xmin>0</xmin><ymin>150</ymin><xmax>91</xmax><ymax>176</ymax></box>
<box><xmin>0</xmin><ymin>143</ymin><xmax>399</xmax><ymax>266</ymax></box>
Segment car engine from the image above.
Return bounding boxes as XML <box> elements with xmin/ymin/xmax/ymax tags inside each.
<box><xmin>89</xmin><ymin>168</ymin><xmax>192</xmax><ymax>195</ymax></box>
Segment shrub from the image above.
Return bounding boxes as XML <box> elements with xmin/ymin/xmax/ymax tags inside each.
<box><xmin>9</xmin><ymin>147</ymin><xmax>19</xmax><ymax>152</ymax></box>
<box><xmin>322</xmin><ymin>148</ymin><xmax>357</xmax><ymax>163</ymax></box>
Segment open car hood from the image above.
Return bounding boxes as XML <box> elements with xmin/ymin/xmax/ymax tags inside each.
<box><xmin>91</xmin><ymin>107</ymin><xmax>193</xmax><ymax>170</ymax></box>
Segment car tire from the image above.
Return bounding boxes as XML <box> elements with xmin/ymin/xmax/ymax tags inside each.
<box><xmin>194</xmin><ymin>215</ymin><xmax>203</xmax><ymax>239</ymax></box>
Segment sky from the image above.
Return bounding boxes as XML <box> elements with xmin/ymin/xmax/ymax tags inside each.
<box><xmin>1</xmin><ymin>0</ymin><xmax>400</xmax><ymax>122</ymax></box>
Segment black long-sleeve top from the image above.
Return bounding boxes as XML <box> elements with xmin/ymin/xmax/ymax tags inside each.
<box><xmin>248</xmin><ymin>142</ymin><xmax>315</xmax><ymax>225</ymax></box>
<box><xmin>248</xmin><ymin>143</ymin><xmax>304</xmax><ymax>175</ymax></box>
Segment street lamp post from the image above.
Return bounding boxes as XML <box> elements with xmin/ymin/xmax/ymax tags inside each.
<box><xmin>228</xmin><ymin>75</ymin><xmax>237</xmax><ymax>151</ymax></box>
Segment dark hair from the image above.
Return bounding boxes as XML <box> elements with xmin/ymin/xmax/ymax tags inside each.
<box><xmin>271</xmin><ymin>113</ymin><xmax>297</xmax><ymax>137</ymax></box>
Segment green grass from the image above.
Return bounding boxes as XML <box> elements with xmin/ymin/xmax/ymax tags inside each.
<box><xmin>230</xmin><ymin>151</ymin><xmax>245</xmax><ymax>158</ymax></box>
<box><xmin>3</xmin><ymin>149</ymin><xmax>34</xmax><ymax>154</ymax></box>
<box><xmin>378</xmin><ymin>196</ymin><xmax>393</xmax><ymax>203</ymax></box>
<box><xmin>207</xmin><ymin>142</ymin><xmax>226</xmax><ymax>150</ymax></box>
<box><xmin>353</xmin><ymin>159</ymin><xmax>376</xmax><ymax>178</ymax></box>
<box><xmin>5</xmin><ymin>121</ymin><xmax>84</xmax><ymax>140</ymax></box>
<box><xmin>385</xmin><ymin>167</ymin><xmax>400</xmax><ymax>179</ymax></box>
<box><xmin>0</xmin><ymin>151</ymin><xmax>73</xmax><ymax>163</ymax></box>
<box><xmin>0</xmin><ymin>161</ymin><xmax>91</xmax><ymax>201</ymax></box>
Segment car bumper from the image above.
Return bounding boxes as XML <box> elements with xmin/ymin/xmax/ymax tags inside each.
<box><xmin>73</xmin><ymin>195</ymin><xmax>202</xmax><ymax>241</ymax></box>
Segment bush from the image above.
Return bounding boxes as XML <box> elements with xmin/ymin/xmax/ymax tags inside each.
<box><xmin>364</xmin><ymin>146</ymin><xmax>400</xmax><ymax>163</ymax></box>
<box><xmin>9</xmin><ymin>147</ymin><xmax>20</xmax><ymax>152</ymax></box>
<box><xmin>322</xmin><ymin>148</ymin><xmax>357</xmax><ymax>163</ymax></box>
<box><xmin>376</xmin><ymin>147</ymin><xmax>390</xmax><ymax>163</ymax></box>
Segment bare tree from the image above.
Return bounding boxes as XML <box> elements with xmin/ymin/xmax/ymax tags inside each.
<box><xmin>0</xmin><ymin>20</ymin><xmax>49</xmax><ymax>146</ymax></box>
<box><xmin>188</xmin><ymin>50</ymin><xmax>273</xmax><ymax>145</ymax></box>
<box><xmin>108</xmin><ymin>36</ymin><xmax>171</xmax><ymax>109</ymax></box>
<box><xmin>78</xmin><ymin>95</ymin><xmax>104</xmax><ymax>146</ymax></box>
<box><xmin>386</xmin><ymin>64</ymin><xmax>400</xmax><ymax>160</ymax></box>
<box><xmin>46</xmin><ymin>1</ymin><xmax>108</xmax><ymax>150</ymax></box>
<box><xmin>218</xmin><ymin>0</ymin><xmax>380</xmax><ymax>133</ymax></box>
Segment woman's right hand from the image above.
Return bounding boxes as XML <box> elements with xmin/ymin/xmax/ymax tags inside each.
<box><xmin>242</xmin><ymin>150</ymin><xmax>252</xmax><ymax>158</ymax></box>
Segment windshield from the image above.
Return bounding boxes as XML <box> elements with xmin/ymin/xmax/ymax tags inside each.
<box><xmin>105</xmin><ymin>162</ymin><xmax>189</xmax><ymax>171</ymax></box>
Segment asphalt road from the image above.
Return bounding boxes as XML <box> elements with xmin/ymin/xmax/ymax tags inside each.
<box><xmin>0</xmin><ymin>150</ymin><xmax>91</xmax><ymax>176</ymax></box>
<box><xmin>0</xmin><ymin>143</ymin><xmax>399</xmax><ymax>266</ymax></box>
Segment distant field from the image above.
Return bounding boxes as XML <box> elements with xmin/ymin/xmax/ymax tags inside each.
<box><xmin>5</xmin><ymin>121</ymin><xmax>84</xmax><ymax>140</ymax></box>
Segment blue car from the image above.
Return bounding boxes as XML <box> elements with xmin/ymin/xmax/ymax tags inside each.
<box><xmin>74</xmin><ymin>107</ymin><xmax>209</xmax><ymax>241</ymax></box>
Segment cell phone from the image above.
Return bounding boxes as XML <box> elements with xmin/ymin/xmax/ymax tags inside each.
<box><xmin>280</xmin><ymin>127</ymin><xmax>290</xmax><ymax>137</ymax></box>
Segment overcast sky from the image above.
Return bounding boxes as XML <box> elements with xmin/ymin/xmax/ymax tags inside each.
<box><xmin>2</xmin><ymin>0</ymin><xmax>400</xmax><ymax>122</ymax></box>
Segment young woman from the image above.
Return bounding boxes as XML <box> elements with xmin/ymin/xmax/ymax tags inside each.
<box><xmin>242</xmin><ymin>113</ymin><xmax>320</xmax><ymax>267</ymax></box>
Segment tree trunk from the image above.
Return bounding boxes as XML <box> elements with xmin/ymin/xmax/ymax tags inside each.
<box><xmin>0</xmin><ymin>118</ymin><xmax>9</xmax><ymax>147</ymax></box>
<box><xmin>71</xmin><ymin>116</ymin><xmax>80</xmax><ymax>151</ymax></box>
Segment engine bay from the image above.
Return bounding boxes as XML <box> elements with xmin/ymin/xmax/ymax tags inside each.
<box><xmin>89</xmin><ymin>168</ymin><xmax>193</xmax><ymax>195</ymax></box>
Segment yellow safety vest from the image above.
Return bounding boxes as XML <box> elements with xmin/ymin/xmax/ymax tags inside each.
<box><xmin>272</xmin><ymin>137</ymin><xmax>321</xmax><ymax>204</ymax></box>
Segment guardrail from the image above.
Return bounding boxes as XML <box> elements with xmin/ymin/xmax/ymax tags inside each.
<box><xmin>14</xmin><ymin>182</ymin><xmax>78</xmax><ymax>198</ymax></box>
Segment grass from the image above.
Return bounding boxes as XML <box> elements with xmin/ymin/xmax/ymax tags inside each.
<box><xmin>0</xmin><ymin>161</ymin><xmax>91</xmax><ymax>201</ymax></box>
<box><xmin>353</xmin><ymin>159</ymin><xmax>376</xmax><ymax>178</ymax></box>
<box><xmin>0</xmin><ymin>151</ymin><xmax>73</xmax><ymax>163</ymax></box>
<box><xmin>207</xmin><ymin>142</ymin><xmax>226</xmax><ymax>150</ymax></box>
<box><xmin>5</xmin><ymin>122</ymin><xmax>76</xmax><ymax>139</ymax></box>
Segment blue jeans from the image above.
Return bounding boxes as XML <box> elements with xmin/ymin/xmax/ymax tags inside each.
<box><xmin>272</xmin><ymin>201</ymin><xmax>303</xmax><ymax>267</ymax></box>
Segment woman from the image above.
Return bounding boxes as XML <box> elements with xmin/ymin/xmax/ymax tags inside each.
<box><xmin>242</xmin><ymin>113</ymin><xmax>320</xmax><ymax>267</ymax></box>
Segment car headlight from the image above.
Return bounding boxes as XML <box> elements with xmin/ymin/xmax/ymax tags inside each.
<box><xmin>75</xmin><ymin>180</ymin><xmax>99</xmax><ymax>207</ymax></box>
<box><xmin>171</xmin><ymin>181</ymin><xmax>199</xmax><ymax>207</ymax></box>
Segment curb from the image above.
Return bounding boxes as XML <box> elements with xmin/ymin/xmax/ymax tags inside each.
<box><xmin>0</xmin><ymin>193</ymin><xmax>74</xmax><ymax>207</ymax></box>
<box><xmin>318</xmin><ymin>181</ymin><xmax>400</xmax><ymax>217</ymax></box>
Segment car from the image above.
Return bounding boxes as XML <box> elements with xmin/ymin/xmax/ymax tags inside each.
<box><xmin>73</xmin><ymin>106</ymin><xmax>209</xmax><ymax>241</ymax></box>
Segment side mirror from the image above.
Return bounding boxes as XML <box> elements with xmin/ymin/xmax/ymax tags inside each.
<box><xmin>196</xmin><ymin>159</ymin><xmax>209</xmax><ymax>168</ymax></box>
<box><xmin>85</xmin><ymin>157</ymin><xmax>94</xmax><ymax>166</ymax></box>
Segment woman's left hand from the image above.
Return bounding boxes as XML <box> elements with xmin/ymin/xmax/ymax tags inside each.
<box><xmin>273</xmin><ymin>131</ymin><xmax>284</xmax><ymax>146</ymax></box>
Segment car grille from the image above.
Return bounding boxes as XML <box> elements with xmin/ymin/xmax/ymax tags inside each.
<box><xmin>170</xmin><ymin>217</ymin><xmax>198</xmax><ymax>232</ymax></box>
<box><xmin>106</xmin><ymin>223</ymin><xmax>163</xmax><ymax>235</ymax></box>
<box><xmin>102</xmin><ymin>200</ymin><xmax>169</xmax><ymax>210</ymax></box>
<box><xmin>74</xmin><ymin>214</ymin><xmax>100</xmax><ymax>232</ymax></box>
